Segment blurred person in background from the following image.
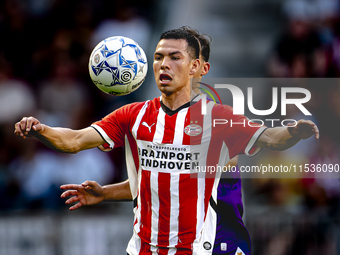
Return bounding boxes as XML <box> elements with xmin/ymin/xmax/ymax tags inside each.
<box><xmin>91</xmin><ymin>0</ymin><xmax>151</xmax><ymax>50</ymax></box>
<box><xmin>0</xmin><ymin>55</ymin><xmax>36</xmax><ymax>210</ymax></box>
<box><xmin>0</xmin><ymin>0</ymin><xmax>151</xmax><ymax>213</ymax></box>
<box><xmin>0</xmin><ymin>57</ymin><xmax>35</xmax><ymax>126</ymax></box>
<box><xmin>38</xmin><ymin>55</ymin><xmax>89</xmax><ymax>128</ymax></box>
<box><xmin>268</xmin><ymin>12</ymin><xmax>322</xmax><ymax>78</ymax></box>
<box><xmin>253</xmin><ymin>1</ymin><xmax>340</xmax><ymax>254</ymax></box>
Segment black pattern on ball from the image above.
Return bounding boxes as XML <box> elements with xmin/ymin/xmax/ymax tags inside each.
<box><xmin>121</xmin><ymin>70</ymin><xmax>133</xmax><ymax>83</ymax></box>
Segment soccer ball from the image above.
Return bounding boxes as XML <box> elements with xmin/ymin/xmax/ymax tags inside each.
<box><xmin>88</xmin><ymin>36</ymin><xmax>148</xmax><ymax>96</ymax></box>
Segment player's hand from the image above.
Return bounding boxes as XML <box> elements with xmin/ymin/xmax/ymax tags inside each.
<box><xmin>60</xmin><ymin>181</ymin><xmax>104</xmax><ymax>211</ymax></box>
<box><xmin>14</xmin><ymin>116</ymin><xmax>44</xmax><ymax>139</ymax></box>
<box><xmin>287</xmin><ymin>119</ymin><xmax>319</xmax><ymax>140</ymax></box>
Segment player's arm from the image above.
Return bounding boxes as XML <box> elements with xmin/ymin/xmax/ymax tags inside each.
<box><xmin>255</xmin><ymin>119</ymin><xmax>319</xmax><ymax>151</ymax></box>
<box><xmin>102</xmin><ymin>179</ymin><xmax>132</xmax><ymax>201</ymax></box>
<box><xmin>60</xmin><ymin>179</ymin><xmax>132</xmax><ymax>211</ymax></box>
<box><xmin>14</xmin><ymin>116</ymin><xmax>104</xmax><ymax>153</ymax></box>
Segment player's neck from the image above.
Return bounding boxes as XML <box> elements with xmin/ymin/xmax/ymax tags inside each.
<box><xmin>161</xmin><ymin>88</ymin><xmax>191</xmax><ymax>111</ymax></box>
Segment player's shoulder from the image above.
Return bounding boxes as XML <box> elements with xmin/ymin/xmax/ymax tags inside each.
<box><xmin>121</xmin><ymin>101</ymin><xmax>147</xmax><ymax>111</ymax></box>
<box><xmin>118</xmin><ymin>97</ymin><xmax>160</xmax><ymax>115</ymax></box>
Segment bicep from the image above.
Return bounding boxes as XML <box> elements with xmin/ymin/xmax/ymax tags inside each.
<box><xmin>76</xmin><ymin>127</ymin><xmax>106</xmax><ymax>151</ymax></box>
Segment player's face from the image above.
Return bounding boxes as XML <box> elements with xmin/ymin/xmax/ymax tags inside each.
<box><xmin>153</xmin><ymin>39</ymin><xmax>199</xmax><ymax>95</ymax></box>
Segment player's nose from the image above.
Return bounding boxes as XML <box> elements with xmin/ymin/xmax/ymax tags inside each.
<box><xmin>161</xmin><ymin>57</ymin><xmax>170</xmax><ymax>70</ymax></box>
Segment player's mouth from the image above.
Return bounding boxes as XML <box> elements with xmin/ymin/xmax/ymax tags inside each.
<box><xmin>159</xmin><ymin>73</ymin><xmax>172</xmax><ymax>85</ymax></box>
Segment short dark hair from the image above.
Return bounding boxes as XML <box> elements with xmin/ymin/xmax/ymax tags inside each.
<box><xmin>178</xmin><ymin>26</ymin><xmax>212</xmax><ymax>62</ymax></box>
<box><xmin>160</xmin><ymin>27</ymin><xmax>200</xmax><ymax>60</ymax></box>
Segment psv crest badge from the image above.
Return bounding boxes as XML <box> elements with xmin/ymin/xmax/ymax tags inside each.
<box><xmin>184</xmin><ymin>124</ymin><xmax>202</xmax><ymax>136</ymax></box>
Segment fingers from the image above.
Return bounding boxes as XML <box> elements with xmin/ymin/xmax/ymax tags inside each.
<box><xmin>60</xmin><ymin>190</ymin><xmax>79</xmax><ymax>198</ymax></box>
<box><xmin>60</xmin><ymin>184</ymin><xmax>83</xmax><ymax>191</ymax></box>
<box><xmin>14</xmin><ymin>121</ymin><xmax>25</xmax><ymax>138</ymax></box>
<box><xmin>14</xmin><ymin>117</ymin><xmax>41</xmax><ymax>138</ymax></box>
<box><xmin>82</xmin><ymin>180</ymin><xmax>99</xmax><ymax>190</ymax></box>
<box><xmin>20</xmin><ymin>117</ymin><xmax>28</xmax><ymax>134</ymax></box>
<box><xmin>60</xmin><ymin>189</ymin><xmax>84</xmax><ymax>211</ymax></box>
<box><xmin>62</xmin><ymin>181</ymin><xmax>98</xmax><ymax>191</ymax></box>
<box><xmin>14</xmin><ymin>117</ymin><xmax>29</xmax><ymax>138</ymax></box>
<box><xmin>311</xmin><ymin>122</ymin><xmax>320</xmax><ymax>139</ymax></box>
<box><xmin>32</xmin><ymin>123</ymin><xmax>43</xmax><ymax>132</ymax></box>
<box><xmin>69</xmin><ymin>202</ymin><xmax>83</xmax><ymax>211</ymax></box>
<box><xmin>81</xmin><ymin>180</ymin><xmax>92</xmax><ymax>187</ymax></box>
<box><xmin>302</xmin><ymin>120</ymin><xmax>320</xmax><ymax>139</ymax></box>
<box><xmin>25</xmin><ymin>117</ymin><xmax>35</xmax><ymax>133</ymax></box>
<box><xmin>22</xmin><ymin>117</ymin><xmax>34</xmax><ymax>136</ymax></box>
<box><xmin>65</xmin><ymin>196</ymin><xmax>80</xmax><ymax>205</ymax></box>
<box><xmin>296</xmin><ymin>119</ymin><xmax>320</xmax><ymax>140</ymax></box>
<box><xmin>82</xmin><ymin>180</ymin><xmax>97</xmax><ymax>187</ymax></box>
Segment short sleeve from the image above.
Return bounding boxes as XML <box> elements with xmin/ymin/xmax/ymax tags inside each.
<box><xmin>91</xmin><ymin>102</ymin><xmax>143</xmax><ymax>149</ymax></box>
<box><xmin>212</xmin><ymin>104</ymin><xmax>267</xmax><ymax>159</ymax></box>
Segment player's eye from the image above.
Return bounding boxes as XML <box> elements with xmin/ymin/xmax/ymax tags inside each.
<box><xmin>171</xmin><ymin>56</ymin><xmax>179</xmax><ymax>60</ymax></box>
<box><xmin>154</xmin><ymin>56</ymin><xmax>162</xmax><ymax>61</ymax></box>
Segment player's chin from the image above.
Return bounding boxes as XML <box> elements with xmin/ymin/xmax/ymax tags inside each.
<box><xmin>158</xmin><ymin>86</ymin><xmax>174</xmax><ymax>95</ymax></box>
<box><xmin>157</xmin><ymin>83</ymin><xmax>170</xmax><ymax>90</ymax></box>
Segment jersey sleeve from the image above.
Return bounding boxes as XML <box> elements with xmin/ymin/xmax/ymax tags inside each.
<box><xmin>213</xmin><ymin>104</ymin><xmax>267</xmax><ymax>159</ymax></box>
<box><xmin>91</xmin><ymin>102</ymin><xmax>142</xmax><ymax>149</ymax></box>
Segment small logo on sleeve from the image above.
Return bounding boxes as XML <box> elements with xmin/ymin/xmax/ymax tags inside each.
<box><xmin>221</xmin><ymin>242</ymin><xmax>227</xmax><ymax>251</ymax></box>
<box><xmin>203</xmin><ymin>241</ymin><xmax>212</xmax><ymax>250</ymax></box>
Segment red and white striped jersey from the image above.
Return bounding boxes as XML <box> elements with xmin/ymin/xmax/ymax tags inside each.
<box><xmin>92</xmin><ymin>97</ymin><xmax>266</xmax><ymax>255</ymax></box>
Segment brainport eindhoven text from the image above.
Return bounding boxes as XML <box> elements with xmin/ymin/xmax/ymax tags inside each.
<box><xmin>139</xmin><ymin>148</ymin><xmax>200</xmax><ymax>170</ymax></box>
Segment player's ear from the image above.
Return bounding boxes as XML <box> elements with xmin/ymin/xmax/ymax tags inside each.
<box><xmin>201</xmin><ymin>62</ymin><xmax>211</xmax><ymax>76</ymax></box>
<box><xmin>190</xmin><ymin>58</ymin><xmax>201</xmax><ymax>76</ymax></box>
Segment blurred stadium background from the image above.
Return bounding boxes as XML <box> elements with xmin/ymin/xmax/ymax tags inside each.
<box><xmin>0</xmin><ymin>0</ymin><xmax>340</xmax><ymax>254</ymax></box>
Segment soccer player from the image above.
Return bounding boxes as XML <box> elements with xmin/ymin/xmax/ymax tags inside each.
<box><xmin>60</xmin><ymin>27</ymin><xmax>250</xmax><ymax>255</ymax></box>
<box><xmin>15</xmin><ymin>27</ymin><xmax>319</xmax><ymax>255</ymax></box>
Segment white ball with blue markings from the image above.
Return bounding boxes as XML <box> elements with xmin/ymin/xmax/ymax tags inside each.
<box><xmin>89</xmin><ymin>36</ymin><xmax>148</xmax><ymax>96</ymax></box>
